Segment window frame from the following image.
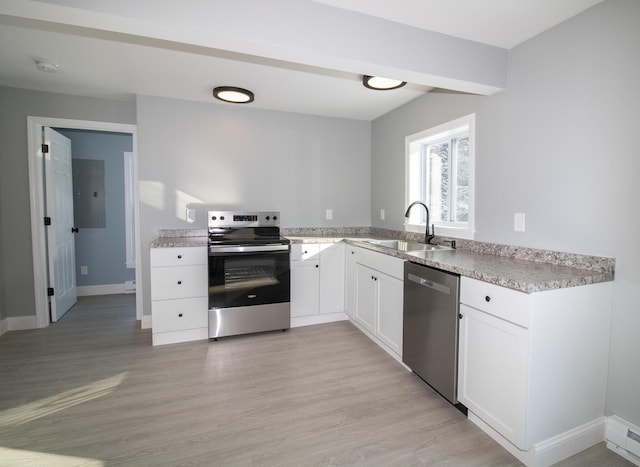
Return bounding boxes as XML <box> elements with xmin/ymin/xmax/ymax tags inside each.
<box><xmin>405</xmin><ymin>114</ymin><xmax>476</xmax><ymax>240</ymax></box>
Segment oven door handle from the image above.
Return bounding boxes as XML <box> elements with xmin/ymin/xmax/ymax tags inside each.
<box><xmin>208</xmin><ymin>244</ymin><xmax>290</xmax><ymax>255</ymax></box>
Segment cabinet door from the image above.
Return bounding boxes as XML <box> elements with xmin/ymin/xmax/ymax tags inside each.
<box><xmin>290</xmin><ymin>260</ymin><xmax>319</xmax><ymax>317</ymax></box>
<box><xmin>376</xmin><ymin>272</ymin><xmax>403</xmax><ymax>356</ymax></box>
<box><xmin>458</xmin><ymin>303</ymin><xmax>528</xmax><ymax>448</ymax></box>
<box><xmin>355</xmin><ymin>263</ymin><xmax>376</xmax><ymax>333</ymax></box>
<box><xmin>319</xmin><ymin>243</ymin><xmax>345</xmax><ymax>314</ymax></box>
<box><xmin>344</xmin><ymin>246</ymin><xmax>358</xmax><ymax>318</ymax></box>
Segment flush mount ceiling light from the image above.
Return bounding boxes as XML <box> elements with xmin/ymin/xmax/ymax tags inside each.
<box><xmin>362</xmin><ymin>75</ymin><xmax>406</xmax><ymax>90</ymax></box>
<box><xmin>35</xmin><ymin>60</ymin><xmax>59</xmax><ymax>73</ymax></box>
<box><xmin>212</xmin><ymin>86</ymin><xmax>254</xmax><ymax>104</ymax></box>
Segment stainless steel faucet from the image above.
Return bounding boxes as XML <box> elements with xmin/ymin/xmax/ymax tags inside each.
<box><xmin>404</xmin><ymin>201</ymin><xmax>435</xmax><ymax>244</ymax></box>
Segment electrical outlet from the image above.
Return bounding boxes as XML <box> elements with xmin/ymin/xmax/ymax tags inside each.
<box><xmin>325</xmin><ymin>209</ymin><xmax>333</xmax><ymax>220</ymax></box>
<box><xmin>380</xmin><ymin>209</ymin><xmax>385</xmax><ymax>220</ymax></box>
<box><xmin>514</xmin><ymin>213</ymin><xmax>525</xmax><ymax>232</ymax></box>
<box><xmin>80</xmin><ymin>265</ymin><xmax>88</xmax><ymax>275</ymax></box>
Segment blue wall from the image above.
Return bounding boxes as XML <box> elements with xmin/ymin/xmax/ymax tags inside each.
<box><xmin>56</xmin><ymin>129</ymin><xmax>134</xmax><ymax>287</ymax></box>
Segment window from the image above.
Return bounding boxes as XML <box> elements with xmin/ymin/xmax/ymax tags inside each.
<box><xmin>406</xmin><ymin>114</ymin><xmax>475</xmax><ymax>239</ymax></box>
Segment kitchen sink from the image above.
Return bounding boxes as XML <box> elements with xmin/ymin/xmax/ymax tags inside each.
<box><xmin>360</xmin><ymin>239</ymin><xmax>452</xmax><ymax>252</ymax></box>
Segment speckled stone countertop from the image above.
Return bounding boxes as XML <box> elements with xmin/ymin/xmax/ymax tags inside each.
<box><xmin>401</xmin><ymin>249</ymin><xmax>613</xmax><ymax>293</ymax></box>
<box><xmin>149</xmin><ymin>229</ymin><xmax>207</xmax><ymax>248</ymax></box>
<box><xmin>284</xmin><ymin>228</ymin><xmax>614</xmax><ymax>294</ymax></box>
<box><xmin>151</xmin><ymin>227</ymin><xmax>614</xmax><ymax>294</ymax></box>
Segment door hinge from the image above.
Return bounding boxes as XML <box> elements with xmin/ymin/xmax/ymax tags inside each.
<box><xmin>44</xmin><ymin>216</ymin><xmax>51</xmax><ymax>226</ymax></box>
<box><xmin>41</xmin><ymin>143</ymin><xmax>49</xmax><ymax>154</ymax></box>
<box><xmin>47</xmin><ymin>287</ymin><xmax>55</xmax><ymax>297</ymax></box>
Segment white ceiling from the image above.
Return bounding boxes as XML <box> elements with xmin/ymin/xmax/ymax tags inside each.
<box><xmin>314</xmin><ymin>0</ymin><xmax>604</xmax><ymax>49</ymax></box>
<box><xmin>0</xmin><ymin>0</ymin><xmax>603</xmax><ymax>121</ymax></box>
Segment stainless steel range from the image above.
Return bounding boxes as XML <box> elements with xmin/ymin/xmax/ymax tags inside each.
<box><xmin>207</xmin><ymin>211</ymin><xmax>291</xmax><ymax>339</ymax></box>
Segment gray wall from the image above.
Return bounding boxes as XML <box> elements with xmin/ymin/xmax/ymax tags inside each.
<box><xmin>136</xmin><ymin>94</ymin><xmax>371</xmax><ymax>321</ymax></box>
<box><xmin>56</xmin><ymin>129</ymin><xmax>135</xmax><ymax>287</ymax></box>
<box><xmin>0</xmin><ymin>178</ymin><xmax>5</xmax><ymax>322</ymax></box>
<box><xmin>0</xmin><ymin>86</ymin><xmax>136</xmax><ymax>318</ymax></box>
<box><xmin>371</xmin><ymin>0</ymin><xmax>640</xmax><ymax>427</ymax></box>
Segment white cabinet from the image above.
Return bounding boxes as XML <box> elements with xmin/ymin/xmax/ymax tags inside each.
<box><xmin>344</xmin><ymin>245</ymin><xmax>357</xmax><ymax>318</ymax></box>
<box><xmin>290</xmin><ymin>243</ymin><xmax>346</xmax><ymax>325</ymax></box>
<box><xmin>458</xmin><ymin>276</ymin><xmax>613</xmax><ymax>465</ymax></box>
<box><xmin>319</xmin><ymin>243</ymin><xmax>346</xmax><ymax>314</ymax></box>
<box><xmin>352</xmin><ymin>246</ymin><xmax>404</xmax><ymax>359</ymax></box>
<box><xmin>355</xmin><ymin>263</ymin><xmax>377</xmax><ymax>332</ymax></box>
<box><xmin>376</xmin><ymin>272</ymin><xmax>404</xmax><ymax>356</ymax></box>
<box><xmin>290</xmin><ymin>244</ymin><xmax>320</xmax><ymax>317</ymax></box>
<box><xmin>150</xmin><ymin>246</ymin><xmax>208</xmax><ymax>346</ymax></box>
<box><xmin>458</xmin><ymin>301</ymin><xmax>528</xmax><ymax>447</ymax></box>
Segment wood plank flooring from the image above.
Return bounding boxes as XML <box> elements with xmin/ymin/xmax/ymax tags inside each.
<box><xmin>0</xmin><ymin>295</ymin><xmax>632</xmax><ymax>466</ymax></box>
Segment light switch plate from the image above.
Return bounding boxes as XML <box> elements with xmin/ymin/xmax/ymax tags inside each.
<box><xmin>326</xmin><ymin>209</ymin><xmax>333</xmax><ymax>220</ymax></box>
<box><xmin>514</xmin><ymin>212</ymin><xmax>525</xmax><ymax>232</ymax></box>
<box><xmin>380</xmin><ymin>209</ymin><xmax>385</xmax><ymax>220</ymax></box>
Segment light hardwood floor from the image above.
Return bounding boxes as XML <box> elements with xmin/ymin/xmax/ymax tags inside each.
<box><xmin>0</xmin><ymin>295</ymin><xmax>632</xmax><ymax>466</ymax></box>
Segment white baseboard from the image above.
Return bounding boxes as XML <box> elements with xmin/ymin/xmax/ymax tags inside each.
<box><xmin>467</xmin><ymin>410</ymin><xmax>606</xmax><ymax>467</ymax></box>
<box><xmin>141</xmin><ymin>314</ymin><xmax>152</xmax><ymax>329</ymax></box>
<box><xmin>0</xmin><ymin>317</ymin><xmax>8</xmax><ymax>336</ymax></box>
<box><xmin>290</xmin><ymin>312</ymin><xmax>348</xmax><ymax>328</ymax></box>
<box><xmin>4</xmin><ymin>315</ymin><xmax>39</xmax><ymax>332</ymax></box>
<box><xmin>77</xmin><ymin>283</ymin><xmax>136</xmax><ymax>296</ymax></box>
<box><xmin>606</xmin><ymin>416</ymin><xmax>640</xmax><ymax>465</ymax></box>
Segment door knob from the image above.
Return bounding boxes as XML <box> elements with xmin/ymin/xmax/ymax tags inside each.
<box><xmin>71</xmin><ymin>227</ymin><xmax>79</xmax><ymax>233</ymax></box>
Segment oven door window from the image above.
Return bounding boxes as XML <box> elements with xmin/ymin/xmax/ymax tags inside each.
<box><xmin>208</xmin><ymin>251</ymin><xmax>290</xmax><ymax>309</ymax></box>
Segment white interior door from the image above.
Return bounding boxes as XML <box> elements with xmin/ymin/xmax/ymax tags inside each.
<box><xmin>44</xmin><ymin>127</ymin><xmax>77</xmax><ymax>322</ymax></box>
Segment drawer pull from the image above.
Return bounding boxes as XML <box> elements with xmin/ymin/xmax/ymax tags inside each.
<box><xmin>178</xmin><ymin>313</ymin><xmax>183</xmax><ymax>318</ymax></box>
<box><xmin>177</xmin><ymin>280</ymin><xmax>182</xmax><ymax>285</ymax></box>
<box><xmin>177</xmin><ymin>255</ymin><xmax>182</xmax><ymax>259</ymax></box>
<box><xmin>485</xmin><ymin>295</ymin><xmax>491</xmax><ymax>302</ymax></box>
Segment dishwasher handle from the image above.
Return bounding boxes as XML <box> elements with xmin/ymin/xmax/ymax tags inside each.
<box><xmin>407</xmin><ymin>273</ymin><xmax>451</xmax><ymax>295</ymax></box>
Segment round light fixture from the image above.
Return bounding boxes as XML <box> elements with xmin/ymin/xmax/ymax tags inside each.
<box><xmin>362</xmin><ymin>75</ymin><xmax>406</xmax><ymax>90</ymax></box>
<box><xmin>212</xmin><ymin>86</ymin><xmax>254</xmax><ymax>104</ymax></box>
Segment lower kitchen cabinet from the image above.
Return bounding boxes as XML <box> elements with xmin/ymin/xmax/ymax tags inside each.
<box><xmin>352</xmin><ymin>246</ymin><xmax>404</xmax><ymax>359</ymax></box>
<box><xmin>458</xmin><ymin>302</ymin><xmax>528</xmax><ymax>446</ymax></box>
<box><xmin>344</xmin><ymin>245</ymin><xmax>357</xmax><ymax>318</ymax></box>
<box><xmin>458</xmin><ymin>276</ymin><xmax>613</xmax><ymax>466</ymax></box>
<box><xmin>150</xmin><ymin>246</ymin><xmax>208</xmax><ymax>346</ymax></box>
<box><xmin>290</xmin><ymin>243</ymin><xmax>346</xmax><ymax>324</ymax></box>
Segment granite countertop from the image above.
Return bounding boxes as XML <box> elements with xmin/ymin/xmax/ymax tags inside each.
<box><xmin>150</xmin><ymin>236</ymin><xmax>208</xmax><ymax>248</ymax></box>
<box><xmin>150</xmin><ymin>230</ymin><xmax>614</xmax><ymax>294</ymax></box>
<box><xmin>401</xmin><ymin>249</ymin><xmax>613</xmax><ymax>293</ymax></box>
<box><xmin>288</xmin><ymin>235</ymin><xmax>614</xmax><ymax>294</ymax></box>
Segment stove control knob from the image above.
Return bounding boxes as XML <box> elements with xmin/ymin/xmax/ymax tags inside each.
<box><xmin>273</xmin><ymin>215</ymin><xmax>278</xmax><ymax>221</ymax></box>
<box><xmin>211</xmin><ymin>216</ymin><xmax>217</xmax><ymax>221</ymax></box>
<box><xmin>220</xmin><ymin>216</ymin><xmax>225</xmax><ymax>221</ymax></box>
<box><xmin>266</xmin><ymin>216</ymin><xmax>271</xmax><ymax>220</ymax></box>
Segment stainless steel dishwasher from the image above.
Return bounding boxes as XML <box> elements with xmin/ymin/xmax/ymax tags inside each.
<box><xmin>403</xmin><ymin>261</ymin><xmax>461</xmax><ymax>405</ymax></box>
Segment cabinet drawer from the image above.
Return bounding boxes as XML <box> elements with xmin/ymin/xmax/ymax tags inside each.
<box><xmin>460</xmin><ymin>277</ymin><xmax>530</xmax><ymax>328</ymax></box>
<box><xmin>150</xmin><ymin>265</ymin><xmax>207</xmax><ymax>300</ymax></box>
<box><xmin>150</xmin><ymin>246</ymin><xmax>206</xmax><ymax>267</ymax></box>
<box><xmin>290</xmin><ymin>243</ymin><xmax>320</xmax><ymax>261</ymax></box>
<box><xmin>152</xmin><ymin>297</ymin><xmax>208</xmax><ymax>333</ymax></box>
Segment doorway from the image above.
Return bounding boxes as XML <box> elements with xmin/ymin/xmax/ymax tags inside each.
<box><xmin>27</xmin><ymin>117</ymin><xmax>141</xmax><ymax>328</ymax></box>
